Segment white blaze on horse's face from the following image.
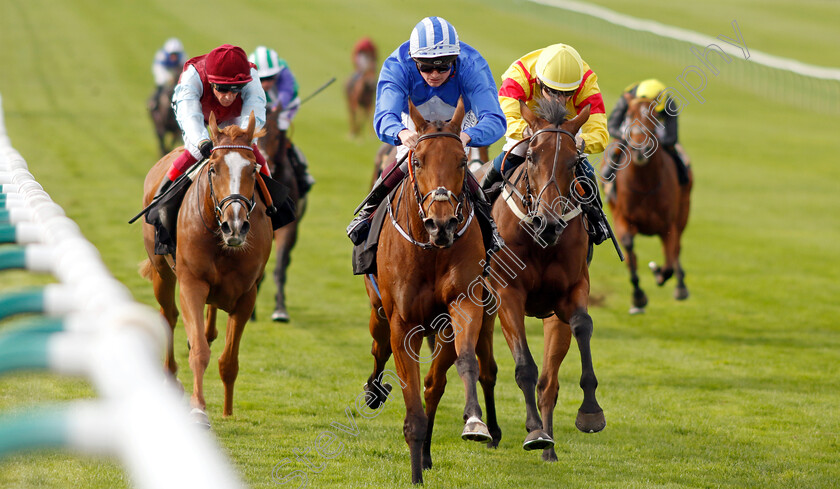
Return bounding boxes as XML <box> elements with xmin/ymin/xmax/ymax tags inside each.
<box><xmin>224</xmin><ymin>153</ymin><xmax>250</xmax><ymax>204</ymax></box>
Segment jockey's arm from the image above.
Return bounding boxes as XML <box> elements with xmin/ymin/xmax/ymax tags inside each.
<box><xmin>373</xmin><ymin>57</ymin><xmax>411</xmax><ymax>146</ymax></box>
<box><xmin>274</xmin><ymin>68</ymin><xmax>297</xmax><ymax>111</ymax></box>
<box><xmin>235</xmin><ymin>69</ymin><xmax>267</xmax><ymax>132</ymax></box>
<box><xmin>607</xmin><ymin>95</ymin><xmax>628</xmax><ymax>140</ymax></box>
<box><xmin>574</xmin><ymin>72</ymin><xmax>608</xmax><ymax>154</ymax></box>
<box><xmin>458</xmin><ymin>55</ymin><xmax>506</xmax><ymax>148</ymax></box>
<box><xmin>152</xmin><ymin>52</ymin><xmax>173</xmax><ymax>87</ymax></box>
<box><xmin>497</xmin><ymin>60</ymin><xmax>534</xmax><ymax>141</ymax></box>
<box><xmin>659</xmin><ymin>107</ymin><xmax>678</xmax><ymax>146</ymax></box>
<box><xmin>172</xmin><ymin>66</ymin><xmax>210</xmax><ymax>159</ymax></box>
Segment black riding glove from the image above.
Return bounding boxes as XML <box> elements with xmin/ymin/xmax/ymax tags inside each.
<box><xmin>198</xmin><ymin>140</ymin><xmax>213</xmax><ymax>159</ymax></box>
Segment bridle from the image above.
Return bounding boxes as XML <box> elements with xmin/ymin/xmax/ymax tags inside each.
<box><xmin>499</xmin><ymin>127</ymin><xmax>583</xmax><ymax>225</ymax></box>
<box><xmin>207</xmin><ymin>144</ymin><xmax>257</xmax><ymax>227</ymax></box>
<box><xmin>388</xmin><ymin>131</ymin><xmax>474</xmax><ymax>249</ymax></box>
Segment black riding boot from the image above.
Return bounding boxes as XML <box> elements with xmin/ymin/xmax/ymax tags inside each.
<box><xmin>664</xmin><ymin>145</ymin><xmax>690</xmax><ymax>185</ymax></box>
<box><xmin>347</xmin><ymin>176</ymin><xmax>400</xmax><ymax>245</ymax></box>
<box><xmin>576</xmin><ymin>161</ymin><xmax>611</xmax><ymax>246</ymax></box>
<box><xmin>467</xmin><ymin>173</ymin><xmax>505</xmax><ymax>254</ymax></box>
<box><xmin>287</xmin><ymin>143</ymin><xmax>316</xmax><ymax>194</ymax></box>
<box><xmin>147</xmin><ymin>176</ymin><xmax>189</xmax><ymax>256</ymax></box>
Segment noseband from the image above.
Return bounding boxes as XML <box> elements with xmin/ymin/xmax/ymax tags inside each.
<box><xmin>500</xmin><ymin>127</ymin><xmax>583</xmax><ymax>224</ymax></box>
<box><xmin>207</xmin><ymin>145</ymin><xmax>257</xmax><ymax>227</ymax></box>
<box><xmin>388</xmin><ymin>131</ymin><xmax>474</xmax><ymax>249</ymax></box>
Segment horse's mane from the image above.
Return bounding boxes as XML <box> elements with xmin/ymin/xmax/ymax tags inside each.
<box><xmin>535</xmin><ymin>97</ymin><xmax>568</xmax><ymax>127</ymax></box>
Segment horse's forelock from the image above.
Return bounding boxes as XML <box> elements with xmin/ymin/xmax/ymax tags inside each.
<box><xmin>535</xmin><ymin>97</ymin><xmax>568</xmax><ymax>127</ymax></box>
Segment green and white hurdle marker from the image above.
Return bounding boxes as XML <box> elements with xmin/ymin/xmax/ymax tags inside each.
<box><xmin>0</xmin><ymin>93</ymin><xmax>247</xmax><ymax>489</ymax></box>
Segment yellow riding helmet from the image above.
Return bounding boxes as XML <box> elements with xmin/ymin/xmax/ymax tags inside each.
<box><xmin>636</xmin><ymin>79</ymin><xmax>667</xmax><ymax>112</ymax></box>
<box><xmin>535</xmin><ymin>44</ymin><xmax>585</xmax><ymax>91</ymax></box>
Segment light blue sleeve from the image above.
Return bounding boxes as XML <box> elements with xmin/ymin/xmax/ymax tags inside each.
<box><xmin>236</xmin><ymin>68</ymin><xmax>267</xmax><ymax>132</ymax></box>
<box><xmin>172</xmin><ymin>66</ymin><xmax>209</xmax><ymax>157</ymax></box>
<box><xmin>459</xmin><ymin>54</ymin><xmax>506</xmax><ymax>147</ymax></box>
<box><xmin>373</xmin><ymin>55</ymin><xmax>409</xmax><ymax>146</ymax></box>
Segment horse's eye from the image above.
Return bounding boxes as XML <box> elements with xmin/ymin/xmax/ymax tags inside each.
<box><xmin>209</xmin><ymin>166</ymin><xmax>216</xmax><ymax>175</ymax></box>
<box><xmin>526</xmin><ymin>150</ymin><xmax>533</xmax><ymax>162</ymax></box>
<box><xmin>460</xmin><ymin>157</ymin><xmax>468</xmax><ymax>168</ymax></box>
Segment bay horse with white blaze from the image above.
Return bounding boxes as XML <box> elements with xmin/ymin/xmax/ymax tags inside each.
<box><xmin>140</xmin><ymin>112</ymin><xmax>273</xmax><ymax>427</ymax></box>
<box><xmin>606</xmin><ymin>98</ymin><xmax>692</xmax><ymax>314</ymax></box>
<box><xmin>484</xmin><ymin>99</ymin><xmax>605</xmax><ymax>462</ymax></box>
<box><xmin>362</xmin><ymin>99</ymin><xmax>499</xmax><ymax>484</ymax></box>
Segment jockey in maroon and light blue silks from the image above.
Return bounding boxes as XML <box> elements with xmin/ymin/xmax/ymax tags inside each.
<box><xmin>156</xmin><ymin>43</ymin><xmax>270</xmax><ymax>201</ymax></box>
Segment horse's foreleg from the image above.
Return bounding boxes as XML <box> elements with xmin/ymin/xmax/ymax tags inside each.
<box><xmin>151</xmin><ymin>263</ymin><xmax>179</xmax><ymax>375</ymax></box>
<box><xmin>652</xmin><ymin>225</ymin><xmax>679</xmax><ymax>286</ymax></box>
<box><xmin>567</xmin><ymin>286</ymin><xmax>605</xmax><ymax>434</ymax></box>
<box><xmin>205</xmin><ymin>305</ymin><xmax>218</xmax><ymax>345</ymax></box>
<box><xmin>618</xmin><ymin>222</ymin><xmax>647</xmax><ymax>313</ymax></box>
<box><xmin>450</xmin><ymin>300</ymin><xmax>491</xmax><ymax>444</ymax></box>
<box><xmin>179</xmin><ymin>279</ymin><xmax>211</xmax><ymax>420</ymax></box>
<box><xmin>390</xmin><ymin>321</ymin><xmax>427</xmax><ymax>485</ymax></box>
<box><xmin>422</xmin><ymin>337</ymin><xmax>457</xmax><ymax>471</ymax></box>
<box><xmin>537</xmin><ymin>314</ymin><xmax>572</xmax><ymax>462</ymax></box>
<box><xmin>271</xmin><ymin>223</ymin><xmax>298</xmax><ymax>322</ymax></box>
<box><xmin>477</xmin><ymin>307</ymin><xmax>501</xmax><ymax>448</ymax></box>
<box><xmin>497</xmin><ymin>290</ymin><xmax>548</xmax><ymax>448</ymax></box>
<box><xmin>218</xmin><ymin>287</ymin><xmax>257</xmax><ymax>417</ymax></box>
<box><xmin>365</xmin><ymin>308</ymin><xmax>393</xmax><ymax>410</ymax></box>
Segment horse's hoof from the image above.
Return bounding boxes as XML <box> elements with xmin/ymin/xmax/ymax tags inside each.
<box><xmin>523</xmin><ymin>430</ymin><xmax>554</xmax><ymax>451</ymax></box>
<box><xmin>189</xmin><ymin>408</ymin><xmax>211</xmax><ymax>430</ymax></box>
<box><xmin>363</xmin><ymin>382</ymin><xmax>392</xmax><ymax>409</ymax></box>
<box><xmin>461</xmin><ymin>416</ymin><xmax>492</xmax><ymax>443</ymax></box>
<box><xmin>271</xmin><ymin>309</ymin><xmax>290</xmax><ymax>322</ymax></box>
<box><xmin>575</xmin><ymin>409</ymin><xmax>606</xmax><ymax>433</ymax></box>
<box><xmin>675</xmin><ymin>286</ymin><xmax>689</xmax><ymax>300</ymax></box>
<box><xmin>629</xmin><ymin>306</ymin><xmax>645</xmax><ymax>315</ymax></box>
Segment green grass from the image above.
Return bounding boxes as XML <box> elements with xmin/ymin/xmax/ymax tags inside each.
<box><xmin>1</xmin><ymin>0</ymin><xmax>839</xmax><ymax>487</ymax></box>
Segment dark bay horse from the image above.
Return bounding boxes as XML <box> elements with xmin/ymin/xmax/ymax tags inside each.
<box><xmin>257</xmin><ymin>105</ymin><xmax>307</xmax><ymax>322</ymax></box>
<box><xmin>362</xmin><ymin>99</ymin><xmax>499</xmax><ymax>484</ymax></box>
<box><xmin>140</xmin><ymin>112</ymin><xmax>273</xmax><ymax>426</ymax></box>
<box><xmin>484</xmin><ymin>99</ymin><xmax>605</xmax><ymax>462</ymax></box>
<box><xmin>607</xmin><ymin>98</ymin><xmax>692</xmax><ymax>313</ymax></box>
<box><xmin>345</xmin><ymin>51</ymin><xmax>377</xmax><ymax>138</ymax></box>
<box><xmin>148</xmin><ymin>81</ymin><xmax>181</xmax><ymax>156</ymax></box>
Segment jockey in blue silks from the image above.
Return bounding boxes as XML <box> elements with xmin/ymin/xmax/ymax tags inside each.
<box><xmin>347</xmin><ymin>16</ymin><xmax>506</xmax><ymax>251</ymax></box>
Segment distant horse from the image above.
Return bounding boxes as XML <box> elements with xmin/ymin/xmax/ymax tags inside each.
<box><xmin>484</xmin><ymin>99</ymin><xmax>605</xmax><ymax>462</ymax></box>
<box><xmin>148</xmin><ymin>82</ymin><xmax>181</xmax><ymax>156</ymax></box>
<box><xmin>257</xmin><ymin>104</ymin><xmax>308</xmax><ymax>322</ymax></box>
<box><xmin>606</xmin><ymin>98</ymin><xmax>692</xmax><ymax>314</ymax></box>
<box><xmin>345</xmin><ymin>51</ymin><xmax>377</xmax><ymax>138</ymax></box>
<box><xmin>362</xmin><ymin>99</ymin><xmax>499</xmax><ymax>484</ymax></box>
<box><xmin>140</xmin><ymin>112</ymin><xmax>273</xmax><ymax>426</ymax></box>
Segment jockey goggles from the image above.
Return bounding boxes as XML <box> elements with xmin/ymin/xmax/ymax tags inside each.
<box><xmin>212</xmin><ymin>83</ymin><xmax>247</xmax><ymax>94</ymax></box>
<box><xmin>416</xmin><ymin>61</ymin><xmax>453</xmax><ymax>73</ymax></box>
<box><xmin>540</xmin><ymin>81</ymin><xmax>576</xmax><ymax>99</ymax></box>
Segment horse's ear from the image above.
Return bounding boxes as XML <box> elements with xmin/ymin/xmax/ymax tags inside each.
<box><xmin>408</xmin><ymin>100</ymin><xmax>427</xmax><ymax>133</ymax></box>
<box><xmin>208</xmin><ymin>112</ymin><xmax>220</xmax><ymax>144</ymax></box>
<box><xmin>245</xmin><ymin>111</ymin><xmax>256</xmax><ymax>140</ymax></box>
<box><xmin>448</xmin><ymin>97</ymin><xmax>465</xmax><ymax>133</ymax></box>
<box><xmin>519</xmin><ymin>100</ymin><xmax>539</xmax><ymax>130</ymax></box>
<box><xmin>567</xmin><ymin>104</ymin><xmax>591</xmax><ymax>134</ymax></box>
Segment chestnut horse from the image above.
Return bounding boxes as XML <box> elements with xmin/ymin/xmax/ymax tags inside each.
<box><xmin>147</xmin><ymin>81</ymin><xmax>180</xmax><ymax>157</ymax></box>
<box><xmin>257</xmin><ymin>105</ymin><xmax>307</xmax><ymax>322</ymax></box>
<box><xmin>362</xmin><ymin>99</ymin><xmax>499</xmax><ymax>484</ymax></box>
<box><xmin>345</xmin><ymin>51</ymin><xmax>377</xmax><ymax>138</ymax></box>
<box><xmin>607</xmin><ymin>98</ymin><xmax>692</xmax><ymax>314</ymax></box>
<box><xmin>484</xmin><ymin>99</ymin><xmax>605</xmax><ymax>462</ymax></box>
<box><xmin>140</xmin><ymin>112</ymin><xmax>273</xmax><ymax>427</ymax></box>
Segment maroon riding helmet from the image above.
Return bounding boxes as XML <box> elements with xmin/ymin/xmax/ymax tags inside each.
<box><xmin>205</xmin><ymin>44</ymin><xmax>252</xmax><ymax>84</ymax></box>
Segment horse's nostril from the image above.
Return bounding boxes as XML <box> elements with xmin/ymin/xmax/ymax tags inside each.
<box><xmin>240</xmin><ymin>221</ymin><xmax>250</xmax><ymax>236</ymax></box>
<box><xmin>446</xmin><ymin>217</ymin><xmax>459</xmax><ymax>232</ymax></box>
<box><xmin>220</xmin><ymin>222</ymin><xmax>231</xmax><ymax>235</ymax></box>
<box><xmin>424</xmin><ymin>218</ymin><xmax>436</xmax><ymax>234</ymax></box>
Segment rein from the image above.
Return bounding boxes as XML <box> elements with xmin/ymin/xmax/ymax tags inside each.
<box><xmin>389</xmin><ymin>132</ymin><xmax>474</xmax><ymax>249</ymax></box>
<box><xmin>500</xmin><ymin>127</ymin><xmax>583</xmax><ymax>225</ymax></box>
<box><xmin>206</xmin><ymin>145</ymin><xmax>257</xmax><ymax>227</ymax></box>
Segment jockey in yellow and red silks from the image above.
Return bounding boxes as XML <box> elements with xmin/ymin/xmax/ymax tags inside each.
<box><xmin>480</xmin><ymin>43</ymin><xmax>612</xmax><ymax>245</ymax></box>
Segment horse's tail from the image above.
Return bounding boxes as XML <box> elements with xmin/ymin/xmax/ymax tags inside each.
<box><xmin>138</xmin><ymin>258</ymin><xmax>154</xmax><ymax>281</ymax></box>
